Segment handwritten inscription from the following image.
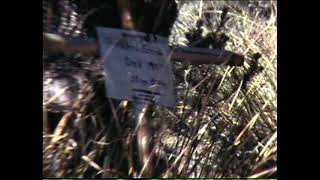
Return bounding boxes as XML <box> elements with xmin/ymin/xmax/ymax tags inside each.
<box><xmin>96</xmin><ymin>27</ymin><xmax>176</xmax><ymax>108</ymax></box>
<box><xmin>117</xmin><ymin>35</ymin><xmax>163</xmax><ymax>56</ymax></box>
<box><xmin>124</xmin><ymin>56</ymin><xmax>142</xmax><ymax>69</ymax></box>
<box><xmin>132</xmin><ymin>89</ymin><xmax>161</xmax><ymax>104</ymax></box>
<box><xmin>123</xmin><ymin>56</ymin><xmax>164</xmax><ymax>71</ymax></box>
<box><xmin>147</xmin><ymin>62</ymin><xmax>163</xmax><ymax>71</ymax></box>
<box><xmin>129</xmin><ymin>75</ymin><xmax>167</xmax><ymax>88</ymax></box>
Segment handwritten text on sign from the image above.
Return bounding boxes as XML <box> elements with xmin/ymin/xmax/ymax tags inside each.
<box><xmin>96</xmin><ymin>27</ymin><xmax>175</xmax><ymax>108</ymax></box>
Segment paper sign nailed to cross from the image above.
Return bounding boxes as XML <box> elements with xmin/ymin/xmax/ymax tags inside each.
<box><xmin>96</xmin><ymin>27</ymin><xmax>176</xmax><ymax>108</ymax></box>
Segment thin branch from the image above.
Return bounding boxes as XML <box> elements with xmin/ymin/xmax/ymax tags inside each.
<box><xmin>248</xmin><ymin>166</ymin><xmax>277</xmax><ymax>178</ymax></box>
<box><xmin>43</xmin><ymin>32</ymin><xmax>244</xmax><ymax>66</ymax></box>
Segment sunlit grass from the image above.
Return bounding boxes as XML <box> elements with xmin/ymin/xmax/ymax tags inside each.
<box><xmin>43</xmin><ymin>0</ymin><xmax>276</xmax><ymax>178</ymax></box>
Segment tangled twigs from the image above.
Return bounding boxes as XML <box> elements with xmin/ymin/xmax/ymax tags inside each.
<box><xmin>248</xmin><ymin>166</ymin><xmax>276</xmax><ymax>178</ymax></box>
<box><xmin>51</xmin><ymin>112</ymin><xmax>74</xmax><ymax>144</ymax></box>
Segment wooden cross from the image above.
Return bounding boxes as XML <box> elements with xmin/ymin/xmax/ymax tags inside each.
<box><xmin>43</xmin><ymin>0</ymin><xmax>244</xmax><ymax>177</ymax></box>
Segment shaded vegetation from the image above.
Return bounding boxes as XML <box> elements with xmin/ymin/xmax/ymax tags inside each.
<box><xmin>43</xmin><ymin>0</ymin><xmax>277</xmax><ymax>178</ymax></box>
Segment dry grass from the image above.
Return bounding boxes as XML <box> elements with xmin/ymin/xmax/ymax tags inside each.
<box><xmin>43</xmin><ymin>0</ymin><xmax>277</xmax><ymax>178</ymax></box>
<box><xmin>165</xmin><ymin>0</ymin><xmax>277</xmax><ymax>178</ymax></box>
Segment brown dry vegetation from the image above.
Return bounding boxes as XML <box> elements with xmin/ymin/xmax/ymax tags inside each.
<box><xmin>43</xmin><ymin>0</ymin><xmax>277</xmax><ymax>178</ymax></box>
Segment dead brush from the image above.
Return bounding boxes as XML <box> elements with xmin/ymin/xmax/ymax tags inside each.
<box><xmin>161</xmin><ymin>0</ymin><xmax>276</xmax><ymax>178</ymax></box>
<box><xmin>43</xmin><ymin>0</ymin><xmax>276</xmax><ymax>178</ymax></box>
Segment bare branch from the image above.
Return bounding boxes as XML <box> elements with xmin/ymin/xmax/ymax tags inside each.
<box><xmin>43</xmin><ymin>32</ymin><xmax>244</xmax><ymax>66</ymax></box>
<box><xmin>43</xmin><ymin>33</ymin><xmax>98</xmax><ymax>56</ymax></box>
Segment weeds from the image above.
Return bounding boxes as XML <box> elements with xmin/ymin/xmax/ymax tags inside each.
<box><xmin>43</xmin><ymin>0</ymin><xmax>277</xmax><ymax>178</ymax></box>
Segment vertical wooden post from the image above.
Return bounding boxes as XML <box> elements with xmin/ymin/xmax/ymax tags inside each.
<box><xmin>116</xmin><ymin>0</ymin><xmax>155</xmax><ymax>177</ymax></box>
<box><xmin>117</xmin><ymin>0</ymin><xmax>137</xmax><ymax>30</ymax></box>
<box><xmin>134</xmin><ymin>103</ymin><xmax>154</xmax><ymax>177</ymax></box>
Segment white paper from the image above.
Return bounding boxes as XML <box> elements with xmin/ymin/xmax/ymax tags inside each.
<box><xmin>96</xmin><ymin>27</ymin><xmax>176</xmax><ymax>108</ymax></box>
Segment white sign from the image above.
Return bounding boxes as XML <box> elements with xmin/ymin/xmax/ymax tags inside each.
<box><xmin>96</xmin><ymin>27</ymin><xmax>176</xmax><ymax>108</ymax></box>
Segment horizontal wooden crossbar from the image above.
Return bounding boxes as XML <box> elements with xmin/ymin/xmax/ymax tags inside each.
<box><xmin>43</xmin><ymin>32</ymin><xmax>244</xmax><ymax>66</ymax></box>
